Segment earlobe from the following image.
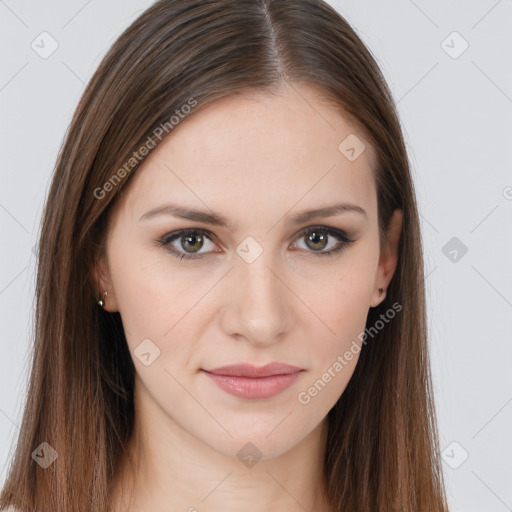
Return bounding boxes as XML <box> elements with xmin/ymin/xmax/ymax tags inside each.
<box><xmin>93</xmin><ymin>254</ymin><xmax>119</xmax><ymax>312</ymax></box>
<box><xmin>97</xmin><ymin>290</ymin><xmax>108</xmax><ymax>308</ymax></box>
<box><xmin>370</xmin><ymin>287</ymin><xmax>386</xmax><ymax>308</ymax></box>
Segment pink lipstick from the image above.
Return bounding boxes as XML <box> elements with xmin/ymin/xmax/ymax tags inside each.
<box><xmin>201</xmin><ymin>362</ymin><xmax>304</xmax><ymax>399</ymax></box>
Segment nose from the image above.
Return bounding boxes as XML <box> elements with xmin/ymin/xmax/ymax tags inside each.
<box><xmin>218</xmin><ymin>250</ymin><xmax>294</xmax><ymax>347</ymax></box>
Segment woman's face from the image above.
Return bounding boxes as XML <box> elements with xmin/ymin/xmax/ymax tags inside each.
<box><xmin>97</xmin><ymin>82</ymin><xmax>400</xmax><ymax>461</ymax></box>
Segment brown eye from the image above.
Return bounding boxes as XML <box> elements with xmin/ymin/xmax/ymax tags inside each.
<box><xmin>157</xmin><ymin>225</ymin><xmax>354</xmax><ymax>262</ymax></box>
<box><xmin>180</xmin><ymin>233</ymin><xmax>204</xmax><ymax>253</ymax></box>
<box><xmin>292</xmin><ymin>226</ymin><xmax>354</xmax><ymax>257</ymax></box>
<box><xmin>304</xmin><ymin>231</ymin><xmax>328</xmax><ymax>251</ymax></box>
<box><xmin>157</xmin><ymin>229</ymin><xmax>217</xmax><ymax>260</ymax></box>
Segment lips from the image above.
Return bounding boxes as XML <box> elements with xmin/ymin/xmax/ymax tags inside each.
<box><xmin>204</xmin><ymin>362</ymin><xmax>303</xmax><ymax>377</ymax></box>
<box><xmin>201</xmin><ymin>362</ymin><xmax>304</xmax><ymax>399</ymax></box>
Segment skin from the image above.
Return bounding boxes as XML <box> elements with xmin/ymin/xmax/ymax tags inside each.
<box><xmin>96</xmin><ymin>81</ymin><xmax>402</xmax><ymax>512</ymax></box>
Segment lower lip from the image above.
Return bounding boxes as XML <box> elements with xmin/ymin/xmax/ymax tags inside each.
<box><xmin>202</xmin><ymin>370</ymin><xmax>303</xmax><ymax>399</ymax></box>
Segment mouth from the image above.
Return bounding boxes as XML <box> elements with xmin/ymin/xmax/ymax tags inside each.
<box><xmin>200</xmin><ymin>362</ymin><xmax>304</xmax><ymax>399</ymax></box>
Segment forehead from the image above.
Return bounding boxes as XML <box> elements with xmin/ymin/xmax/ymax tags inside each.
<box><xmin>117</xmin><ymin>82</ymin><xmax>378</xmax><ymax>224</ymax></box>
<box><xmin>164</xmin><ymin>82</ymin><xmax>374</xmax><ymax>164</ymax></box>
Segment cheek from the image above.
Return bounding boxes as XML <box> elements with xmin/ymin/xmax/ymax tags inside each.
<box><xmin>305</xmin><ymin>256</ymin><xmax>374</xmax><ymax>340</ymax></box>
<box><xmin>307</xmin><ymin>285</ymin><xmax>368</xmax><ymax>381</ymax></box>
<box><xmin>294</xmin><ymin>289</ymin><xmax>369</xmax><ymax>414</ymax></box>
<box><xmin>108</xmin><ymin>241</ymin><xmax>183</xmax><ymax>343</ymax></box>
<box><xmin>297</xmin><ymin>254</ymin><xmax>375</xmax><ymax>392</ymax></box>
<box><xmin>108</xmin><ymin>241</ymin><xmax>215</xmax><ymax>375</ymax></box>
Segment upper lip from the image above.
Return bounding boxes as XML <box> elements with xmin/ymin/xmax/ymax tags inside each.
<box><xmin>202</xmin><ymin>362</ymin><xmax>303</xmax><ymax>378</ymax></box>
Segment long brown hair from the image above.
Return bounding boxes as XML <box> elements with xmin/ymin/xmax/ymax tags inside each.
<box><xmin>0</xmin><ymin>1</ymin><xmax>449</xmax><ymax>510</ymax></box>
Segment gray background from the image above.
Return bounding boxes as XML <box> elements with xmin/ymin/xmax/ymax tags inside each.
<box><xmin>1</xmin><ymin>1</ymin><xmax>511</xmax><ymax>510</ymax></box>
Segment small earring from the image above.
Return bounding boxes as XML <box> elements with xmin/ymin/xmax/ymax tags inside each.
<box><xmin>378</xmin><ymin>288</ymin><xmax>384</xmax><ymax>295</ymax></box>
<box><xmin>97</xmin><ymin>291</ymin><xmax>108</xmax><ymax>308</ymax></box>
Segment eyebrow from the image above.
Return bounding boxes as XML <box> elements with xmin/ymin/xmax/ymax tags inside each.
<box><xmin>138</xmin><ymin>201</ymin><xmax>367</xmax><ymax>230</ymax></box>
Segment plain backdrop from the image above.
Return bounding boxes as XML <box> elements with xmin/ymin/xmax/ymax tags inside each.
<box><xmin>1</xmin><ymin>1</ymin><xmax>511</xmax><ymax>510</ymax></box>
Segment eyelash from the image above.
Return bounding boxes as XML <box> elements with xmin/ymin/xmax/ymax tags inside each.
<box><xmin>155</xmin><ymin>225</ymin><xmax>355</xmax><ymax>261</ymax></box>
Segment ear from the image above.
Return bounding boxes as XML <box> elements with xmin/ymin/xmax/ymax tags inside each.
<box><xmin>93</xmin><ymin>251</ymin><xmax>119</xmax><ymax>312</ymax></box>
<box><xmin>370</xmin><ymin>209</ymin><xmax>403</xmax><ymax>308</ymax></box>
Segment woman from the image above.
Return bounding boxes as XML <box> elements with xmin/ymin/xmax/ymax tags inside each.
<box><xmin>0</xmin><ymin>0</ymin><xmax>449</xmax><ymax>510</ymax></box>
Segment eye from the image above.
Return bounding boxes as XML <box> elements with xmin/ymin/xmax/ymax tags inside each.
<box><xmin>156</xmin><ymin>229</ymin><xmax>219</xmax><ymax>260</ymax></box>
<box><xmin>290</xmin><ymin>225</ymin><xmax>354</xmax><ymax>257</ymax></box>
<box><xmin>156</xmin><ymin>225</ymin><xmax>355</xmax><ymax>261</ymax></box>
